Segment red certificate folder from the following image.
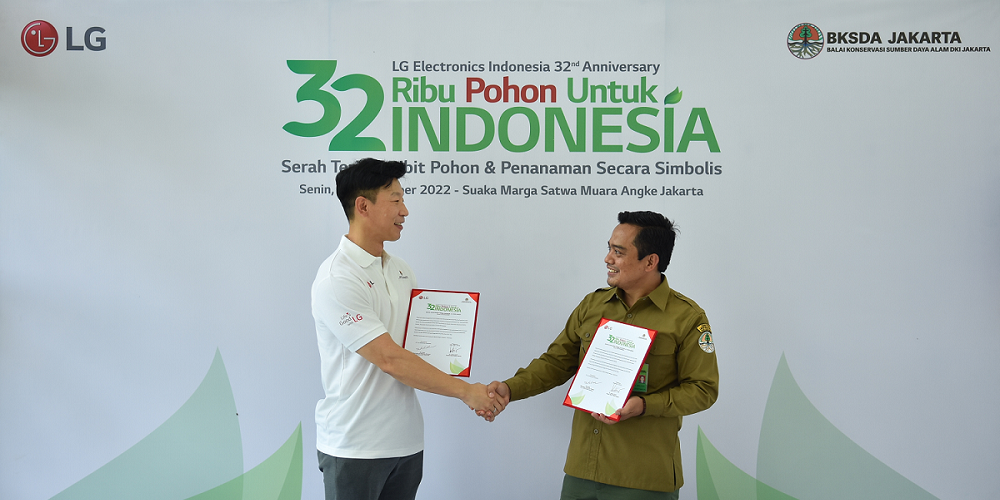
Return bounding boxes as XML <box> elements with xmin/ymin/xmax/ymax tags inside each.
<box><xmin>562</xmin><ymin>318</ymin><xmax>656</xmax><ymax>421</ymax></box>
<box><xmin>402</xmin><ymin>289</ymin><xmax>480</xmax><ymax>377</ymax></box>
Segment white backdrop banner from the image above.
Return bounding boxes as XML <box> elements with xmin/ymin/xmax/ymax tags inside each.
<box><xmin>2</xmin><ymin>1</ymin><xmax>998</xmax><ymax>499</ymax></box>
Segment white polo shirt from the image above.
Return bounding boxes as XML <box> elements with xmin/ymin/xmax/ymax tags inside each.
<box><xmin>312</xmin><ymin>235</ymin><xmax>423</xmax><ymax>459</ymax></box>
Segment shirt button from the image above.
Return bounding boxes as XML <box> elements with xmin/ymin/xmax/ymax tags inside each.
<box><xmin>585</xmin><ymin>332</ymin><xmax>591</xmax><ymax>338</ymax></box>
<box><xmin>627</xmin><ymin>314</ymin><xmax>633</xmax><ymax>318</ymax></box>
<box><xmin>593</xmin><ymin>428</ymin><xmax>599</xmax><ymax>434</ymax></box>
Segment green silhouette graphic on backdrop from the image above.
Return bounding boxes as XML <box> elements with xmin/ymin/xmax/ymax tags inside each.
<box><xmin>697</xmin><ymin>354</ymin><xmax>936</xmax><ymax>499</ymax></box>
<box><xmin>50</xmin><ymin>350</ymin><xmax>302</xmax><ymax>500</ymax></box>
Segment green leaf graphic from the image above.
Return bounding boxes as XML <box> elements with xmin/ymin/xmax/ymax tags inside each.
<box><xmin>664</xmin><ymin>87</ymin><xmax>683</xmax><ymax>104</ymax></box>
<box><xmin>49</xmin><ymin>350</ymin><xmax>303</xmax><ymax>500</ymax></box>
<box><xmin>756</xmin><ymin>355</ymin><xmax>937</xmax><ymax>499</ymax></box>
<box><xmin>50</xmin><ymin>350</ymin><xmax>243</xmax><ymax>500</ymax></box>
<box><xmin>696</xmin><ymin>355</ymin><xmax>939</xmax><ymax>500</ymax></box>
<box><xmin>697</xmin><ymin>427</ymin><xmax>796</xmax><ymax>500</ymax></box>
<box><xmin>186</xmin><ymin>424</ymin><xmax>303</xmax><ymax>500</ymax></box>
<box><xmin>570</xmin><ymin>393</ymin><xmax>585</xmax><ymax>405</ymax></box>
<box><xmin>604</xmin><ymin>402</ymin><xmax>616</xmax><ymax>416</ymax></box>
<box><xmin>449</xmin><ymin>360</ymin><xmax>465</xmax><ymax>374</ymax></box>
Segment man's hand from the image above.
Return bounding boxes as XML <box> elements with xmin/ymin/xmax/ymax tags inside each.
<box><xmin>591</xmin><ymin>395</ymin><xmax>644</xmax><ymax>425</ymax></box>
<box><xmin>475</xmin><ymin>381</ymin><xmax>511</xmax><ymax>422</ymax></box>
<box><xmin>462</xmin><ymin>383</ymin><xmax>500</xmax><ymax>421</ymax></box>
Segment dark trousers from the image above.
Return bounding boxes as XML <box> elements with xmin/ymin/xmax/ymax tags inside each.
<box><xmin>317</xmin><ymin>450</ymin><xmax>423</xmax><ymax>500</ymax></box>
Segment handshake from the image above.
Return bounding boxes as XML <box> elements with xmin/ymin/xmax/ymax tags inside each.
<box><xmin>464</xmin><ymin>381</ymin><xmax>511</xmax><ymax>422</ymax></box>
<box><xmin>461</xmin><ymin>378</ymin><xmax>646</xmax><ymax>425</ymax></box>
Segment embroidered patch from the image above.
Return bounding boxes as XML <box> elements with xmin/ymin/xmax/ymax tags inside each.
<box><xmin>697</xmin><ymin>324</ymin><xmax>715</xmax><ymax>353</ymax></box>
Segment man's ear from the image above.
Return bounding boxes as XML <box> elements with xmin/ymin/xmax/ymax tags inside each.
<box><xmin>354</xmin><ymin>196</ymin><xmax>369</xmax><ymax>218</ymax></box>
<box><xmin>644</xmin><ymin>253</ymin><xmax>660</xmax><ymax>272</ymax></box>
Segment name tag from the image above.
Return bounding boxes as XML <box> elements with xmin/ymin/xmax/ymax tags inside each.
<box><xmin>633</xmin><ymin>363</ymin><xmax>649</xmax><ymax>393</ymax></box>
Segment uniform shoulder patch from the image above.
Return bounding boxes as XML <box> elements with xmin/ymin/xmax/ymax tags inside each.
<box><xmin>697</xmin><ymin>324</ymin><xmax>715</xmax><ymax>353</ymax></box>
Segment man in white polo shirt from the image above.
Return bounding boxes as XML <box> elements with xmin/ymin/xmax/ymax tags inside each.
<box><xmin>311</xmin><ymin>158</ymin><xmax>500</xmax><ymax>500</ymax></box>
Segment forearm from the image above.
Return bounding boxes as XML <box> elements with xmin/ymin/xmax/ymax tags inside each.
<box><xmin>504</xmin><ymin>355</ymin><xmax>578</xmax><ymax>402</ymax></box>
<box><xmin>504</xmin><ymin>325</ymin><xmax>583</xmax><ymax>401</ymax></box>
<box><xmin>357</xmin><ymin>333</ymin><xmax>482</xmax><ymax>406</ymax></box>
<box><xmin>360</xmin><ymin>334</ymin><xmax>470</xmax><ymax>397</ymax></box>
<box><xmin>381</xmin><ymin>347</ymin><xmax>472</xmax><ymax>400</ymax></box>
<box><xmin>642</xmin><ymin>379</ymin><xmax>718</xmax><ymax>417</ymax></box>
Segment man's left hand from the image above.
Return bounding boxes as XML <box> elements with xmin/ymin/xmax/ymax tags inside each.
<box><xmin>591</xmin><ymin>395</ymin><xmax>643</xmax><ymax>425</ymax></box>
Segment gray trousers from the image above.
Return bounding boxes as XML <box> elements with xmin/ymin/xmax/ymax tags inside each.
<box><xmin>317</xmin><ymin>450</ymin><xmax>423</xmax><ymax>500</ymax></box>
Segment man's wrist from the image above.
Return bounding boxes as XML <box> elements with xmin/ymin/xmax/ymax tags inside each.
<box><xmin>501</xmin><ymin>380</ymin><xmax>514</xmax><ymax>401</ymax></box>
<box><xmin>637</xmin><ymin>396</ymin><xmax>646</xmax><ymax>416</ymax></box>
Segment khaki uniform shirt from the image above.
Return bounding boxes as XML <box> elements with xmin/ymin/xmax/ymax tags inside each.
<box><xmin>504</xmin><ymin>277</ymin><xmax>719</xmax><ymax>492</ymax></box>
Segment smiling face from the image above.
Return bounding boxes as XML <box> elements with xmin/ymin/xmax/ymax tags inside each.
<box><xmin>367</xmin><ymin>178</ymin><xmax>408</xmax><ymax>242</ymax></box>
<box><xmin>605</xmin><ymin>223</ymin><xmax>660</xmax><ymax>303</ymax></box>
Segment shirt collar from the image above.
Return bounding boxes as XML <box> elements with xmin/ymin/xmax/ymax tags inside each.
<box><xmin>340</xmin><ymin>235</ymin><xmax>392</xmax><ymax>269</ymax></box>
<box><xmin>601</xmin><ymin>275</ymin><xmax>671</xmax><ymax>311</ymax></box>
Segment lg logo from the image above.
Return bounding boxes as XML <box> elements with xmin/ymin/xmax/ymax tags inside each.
<box><xmin>21</xmin><ymin>20</ymin><xmax>106</xmax><ymax>57</ymax></box>
<box><xmin>21</xmin><ymin>20</ymin><xmax>57</xmax><ymax>56</ymax></box>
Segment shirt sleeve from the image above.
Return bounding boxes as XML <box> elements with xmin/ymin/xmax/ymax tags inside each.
<box><xmin>312</xmin><ymin>272</ymin><xmax>388</xmax><ymax>353</ymax></box>
<box><xmin>504</xmin><ymin>298</ymin><xmax>588</xmax><ymax>402</ymax></box>
<box><xmin>643</xmin><ymin>314</ymin><xmax>719</xmax><ymax>418</ymax></box>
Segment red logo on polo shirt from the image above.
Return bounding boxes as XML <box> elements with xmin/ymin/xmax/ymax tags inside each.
<box><xmin>339</xmin><ymin>312</ymin><xmax>363</xmax><ymax>326</ymax></box>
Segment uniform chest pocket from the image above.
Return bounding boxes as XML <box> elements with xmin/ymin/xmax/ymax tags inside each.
<box><xmin>643</xmin><ymin>335</ymin><xmax>678</xmax><ymax>390</ymax></box>
<box><xmin>648</xmin><ymin>336</ymin><xmax>677</xmax><ymax>356</ymax></box>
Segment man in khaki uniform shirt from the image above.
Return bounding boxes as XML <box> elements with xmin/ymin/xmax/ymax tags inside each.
<box><xmin>486</xmin><ymin>211</ymin><xmax>719</xmax><ymax>499</ymax></box>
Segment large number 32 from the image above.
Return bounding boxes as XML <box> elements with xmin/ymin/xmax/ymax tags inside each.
<box><xmin>283</xmin><ymin>60</ymin><xmax>386</xmax><ymax>151</ymax></box>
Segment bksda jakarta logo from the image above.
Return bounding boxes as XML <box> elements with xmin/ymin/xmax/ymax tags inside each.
<box><xmin>788</xmin><ymin>23</ymin><xmax>824</xmax><ymax>59</ymax></box>
<box><xmin>22</xmin><ymin>20</ymin><xmax>58</xmax><ymax>56</ymax></box>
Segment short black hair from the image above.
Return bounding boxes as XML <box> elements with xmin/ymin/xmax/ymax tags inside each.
<box><xmin>335</xmin><ymin>158</ymin><xmax>407</xmax><ymax>220</ymax></box>
<box><xmin>617</xmin><ymin>211</ymin><xmax>677</xmax><ymax>272</ymax></box>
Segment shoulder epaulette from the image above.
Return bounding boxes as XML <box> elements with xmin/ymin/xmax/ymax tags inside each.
<box><xmin>671</xmin><ymin>290</ymin><xmax>705</xmax><ymax>313</ymax></box>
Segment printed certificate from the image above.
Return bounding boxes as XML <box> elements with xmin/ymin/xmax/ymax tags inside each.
<box><xmin>563</xmin><ymin>318</ymin><xmax>656</xmax><ymax>421</ymax></box>
<box><xmin>403</xmin><ymin>289</ymin><xmax>480</xmax><ymax>377</ymax></box>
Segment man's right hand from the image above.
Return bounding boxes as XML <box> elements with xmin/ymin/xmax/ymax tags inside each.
<box><xmin>475</xmin><ymin>381</ymin><xmax>511</xmax><ymax>422</ymax></box>
<box><xmin>463</xmin><ymin>383</ymin><xmax>501</xmax><ymax>422</ymax></box>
